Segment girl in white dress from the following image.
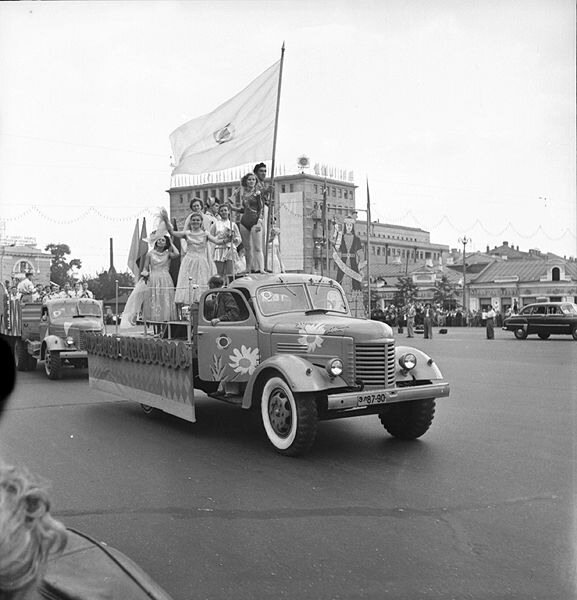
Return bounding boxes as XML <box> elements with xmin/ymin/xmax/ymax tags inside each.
<box><xmin>163</xmin><ymin>212</ymin><xmax>223</xmax><ymax>307</ymax></box>
<box><xmin>211</xmin><ymin>203</ymin><xmax>241</xmax><ymax>279</ymax></box>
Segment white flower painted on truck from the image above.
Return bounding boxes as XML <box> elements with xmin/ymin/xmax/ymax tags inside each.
<box><xmin>229</xmin><ymin>345</ymin><xmax>259</xmax><ymax>375</ymax></box>
<box><xmin>296</xmin><ymin>322</ymin><xmax>326</xmax><ymax>352</ymax></box>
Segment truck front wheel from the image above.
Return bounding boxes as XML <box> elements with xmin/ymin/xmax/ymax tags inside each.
<box><xmin>378</xmin><ymin>399</ymin><xmax>436</xmax><ymax>440</ymax></box>
<box><xmin>260</xmin><ymin>376</ymin><xmax>317</xmax><ymax>456</ymax></box>
<box><xmin>44</xmin><ymin>351</ymin><xmax>62</xmax><ymax>380</ymax></box>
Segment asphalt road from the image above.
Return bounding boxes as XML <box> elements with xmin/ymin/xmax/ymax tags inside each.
<box><xmin>1</xmin><ymin>327</ymin><xmax>575</xmax><ymax>599</ymax></box>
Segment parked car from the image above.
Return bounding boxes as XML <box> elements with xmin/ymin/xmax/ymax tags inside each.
<box><xmin>502</xmin><ymin>302</ymin><xmax>577</xmax><ymax>340</ymax></box>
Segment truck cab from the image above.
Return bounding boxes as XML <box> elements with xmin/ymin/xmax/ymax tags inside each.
<box><xmin>194</xmin><ymin>273</ymin><xmax>449</xmax><ymax>455</ymax></box>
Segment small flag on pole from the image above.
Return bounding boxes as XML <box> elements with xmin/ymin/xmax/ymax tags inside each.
<box><xmin>136</xmin><ymin>218</ymin><xmax>148</xmax><ymax>273</ymax></box>
<box><xmin>127</xmin><ymin>219</ymin><xmax>140</xmax><ymax>277</ymax></box>
<box><xmin>170</xmin><ymin>60</ymin><xmax>281</xmax><ymax>175</ymax></box>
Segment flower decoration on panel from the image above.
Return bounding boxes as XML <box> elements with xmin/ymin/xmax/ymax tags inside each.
<box><xmin>229</xmin><ymin>345</ymin><xmax>259</xmax><ymax>375</ymax></box>
<box><xmin>296</xmin><ymin>322</ymin><xmax>326</xmax><ymax>352</ymax></box>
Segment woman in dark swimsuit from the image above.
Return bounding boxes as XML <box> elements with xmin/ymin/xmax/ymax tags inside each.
<box><xmin>230</xmin><ymin>172</ymin><xmax>265</xmax><ymax>273</ymax></box>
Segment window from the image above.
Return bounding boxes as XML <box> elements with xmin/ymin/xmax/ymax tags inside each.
<box><xmin>338</xmin><ymin>188</ymin><xmax>342</xmax><ymax>198</ymax></box>
<box><xmin>179</xmin><ymin>194</ymin><xmax>184</xmax><ymax>204</ymax></box>
<box><xmin>289</xmin><ymin>184</ymin><xmax>294</xmax><ymax>193</ymax></box>
<box><xmin>314</xmin><ymin>184</ymin><xmax>318</xmax><ymax>194</ymax></box>
<box><xmin>281</xmin><ymin>184</ymin><xmax>286</xmax><ymax>193</ymax></box>
<box><xmin>332</xmin><ymin>188</ymin><xmax>336</xmax><ymax>197</ymax></box>
<box><xmin>13</xmin><ymin>260</ymin><xmax>34</xmax><ymax>274</ymax></box>
<box><xmin>344</xmin><ymin>190</ymin><xmax>348</xmax><ymax>199</ymax></box>
<box><xmin>552</xmin><ymin>267</ymin><xmax>560</xmax><ymax>281</ymax></box>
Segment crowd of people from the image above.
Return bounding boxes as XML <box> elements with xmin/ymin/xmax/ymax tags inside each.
<box><xmin>123</xmin><ymin>162</ymin><xmax>284</xmax><ymax>325</ymax></box>
<box><xmin>6</xmin><ymin>273</ymin><xmax>94</xmax><ymax>304</ymax></box>
<box><xmin>371</xmin><ymin>302</ymin><xmax>509</xmax><ymax>339</ymax></box>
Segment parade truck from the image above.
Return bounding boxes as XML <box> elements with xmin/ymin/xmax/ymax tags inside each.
<box><xmin>86</xmin><ymin>273</ymin><xmax>450</xmax><ymax>456</ymax></box>
<box><xmin>0</xmin><ymin>285</ymin><xmax>105</xmax><ymax>380</ymax></box>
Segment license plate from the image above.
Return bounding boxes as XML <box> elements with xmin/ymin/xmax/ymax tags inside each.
<box><xmin>356</xmin><ymin>392</ymin><xmax>388</xmax><ymax>406</ymax></box>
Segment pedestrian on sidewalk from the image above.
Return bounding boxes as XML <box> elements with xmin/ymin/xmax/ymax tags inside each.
<box><xmin>486</xmin><ymin>305</ymin><xmax>496</xmax><ymax>339</ymax></box>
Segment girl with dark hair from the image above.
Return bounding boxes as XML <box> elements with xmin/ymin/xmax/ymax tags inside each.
<box><xmin>230</xmin><ymin>172</ymin><xmax>266</xmax><ymax>273</ymax></box>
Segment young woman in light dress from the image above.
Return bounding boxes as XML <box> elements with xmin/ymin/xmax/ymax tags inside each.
<box><xmin>140</xmin><ymin>234</ymin><xmax>179</xmax><ymax>322</ymax></box>
<box><xmin>163</xmin><ymin>212</ymin><xmax>224</xmax><ymax>308</ymax></box>
<box><xmin>211</xmin><ymin>203</ymin><xmax>241</xmax><ymax>279</ymax></box>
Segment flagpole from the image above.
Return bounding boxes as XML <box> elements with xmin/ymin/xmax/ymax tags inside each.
<box><xmin>265</xmin><ymin>42</ymin><xmax>285</xmax><ymax>271</ymax></box>
<box><xmin>366</xmin><ymin>179</ymin><xmax>372</xmax><ymax>317</ymax></box>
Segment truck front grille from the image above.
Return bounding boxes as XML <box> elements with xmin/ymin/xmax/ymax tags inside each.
<box><xmin>354</xmin><ymin>343</ymin><xmax>396</xmax><ymax>389</ymax></box>
<box><xmin>78</xmin><ymin>330</ymin><xmax>100</xmax><ymax>350</ymax></box>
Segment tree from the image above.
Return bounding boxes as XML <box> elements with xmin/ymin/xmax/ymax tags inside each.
<box><xmin>393</xmin><ymin>275</ymin><xmax>418</xmax><ymax>307</ymax></box>
<box><xmin>83</xmin><ymin>270</ymin><xmax>134</xmax><ymax>300</ymax></box>
<box><xmin>433</xmin><ymin>275</ymin><xmax>458</xmax><ymax>309</ymax></box>
<box><xmin>45</xmin><ymin>243</ymin><xmax>82</xmax><ymax>286</ymax></box>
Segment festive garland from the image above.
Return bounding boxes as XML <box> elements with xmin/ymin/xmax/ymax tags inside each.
<box><xmin>85</xmin><ymin>333</ymin><xmax>192</xmax><ymax>369</ymax></box>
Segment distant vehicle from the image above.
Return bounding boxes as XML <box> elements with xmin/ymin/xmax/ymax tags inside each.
<box><xmin>503</xmin><ymin>302</ymin><xmax>577</xmax><ymax>340</ymax></box>
<box><xmin>0</xmin><ymin>287</ymin><xmax>105</xmax><ymax>379</ymax></box>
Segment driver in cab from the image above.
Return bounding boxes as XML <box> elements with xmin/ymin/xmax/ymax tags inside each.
<box><xmin>205</xmin><ymin>276</ymin><xmax>241</xmax><ymax>326</ymax></box>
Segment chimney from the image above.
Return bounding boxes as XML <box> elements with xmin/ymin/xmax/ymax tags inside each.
<box><xmin>486</xmin><ymin>245</ymin><xmax>490</xmax><ymax>253</ymax></box>
<box><xmin>502</xmin><ymin>241</ymin><xmax>508</xmax><ymax>247</ymax></box>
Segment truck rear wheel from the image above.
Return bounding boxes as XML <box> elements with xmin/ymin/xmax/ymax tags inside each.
<box><xmin>260</xmin><ymin>376</ymin><xmax>317</xmax><ymax>456</ymax></box>
<box><xmin>44</xmin><ymin>350</ymin><xmax>62</xmax><ymax>380</ymax></box>
<box><xmin>14</xmin><ymin>340</ymin><xmax>36</xmax><ymax>372</ymax></box>
<box><xmin>378</xmin><ymin>399</ymin><xmax>436</xmax><ymax>440</ymax></box>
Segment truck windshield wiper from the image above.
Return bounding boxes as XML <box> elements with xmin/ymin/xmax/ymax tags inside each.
<box><xmin>305</xmin><ymin>308</ymin><xmax>328</xmax><ymax>315</ymax></box>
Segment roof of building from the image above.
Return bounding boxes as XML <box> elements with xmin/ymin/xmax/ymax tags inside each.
<box><xmin>471</xmin><ymin>259</ymin><xmax>577</xmax><ymax>284</ymax></box>
<box><xmin>373</xmin><ymin>261</ymin><xmax>463</xmax><ymax>286</ymax></box>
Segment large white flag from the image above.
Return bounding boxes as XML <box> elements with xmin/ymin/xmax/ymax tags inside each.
<box><xmin>170</xmin><ymin>60</ymin><xmax>280</xmax><ymax>175</ymax></box>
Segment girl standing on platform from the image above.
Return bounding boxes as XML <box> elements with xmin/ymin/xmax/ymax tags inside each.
<box><xmin>230</xmin><ymin>172</ymin><xmax>266</xmax><ymax>273</ymax></box>
<box><xmin>163</xmin><ymin>212</ymin><xmax>223</xmax><ymax>308</ymax></box>
<box><xmin>211</xmin><ymin>203</ymin><xmax>241</xmax><ymax>279</ymax></box>
<box><xmin>140</xmin><ymin>233</ymin><xmax>179</xmax><ymax>322</ymax></box>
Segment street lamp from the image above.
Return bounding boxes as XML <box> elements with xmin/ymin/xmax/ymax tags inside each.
<box><xmin>458</xmin><ymin>236</ymin><xmax>471</xmax><ymax>314</ymax></box>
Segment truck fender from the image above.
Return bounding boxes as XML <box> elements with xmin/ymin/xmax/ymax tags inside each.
<box><xmin>41</xmin><ymin>335</ymin><xmax>67</xmax><ymax>359</ymax></box>
<box><xmin>395</xmin><ymin>345</ymin><xmax>444</xmax><ymax>381</ymax></box>
<box><xmin>242</xmin><ymin>354</ymin><xmax>346</xmax><ymax>409</ymax></box>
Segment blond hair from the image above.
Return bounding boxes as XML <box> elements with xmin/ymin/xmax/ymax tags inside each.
<box><xmin>0</xmin><ymin>464</ymin><xmax>67</xmax><ymax>596</ymax></box>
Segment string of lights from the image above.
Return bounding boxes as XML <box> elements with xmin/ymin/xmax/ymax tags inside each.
<box><xmin>1</xmin><ymin>204</ymin><xmax>574</xmax><ymax>242</ymax></box>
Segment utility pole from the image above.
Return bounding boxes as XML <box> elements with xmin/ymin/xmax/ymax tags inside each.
<box><xmin>458</xmin><ymin>236</ymin><xmax>471</xmax><ymax>313</ymax></box>
<box><xmin>322</xmin><ymin>179</ymin><xmax>329</xmax><ymax>275</ymax></box>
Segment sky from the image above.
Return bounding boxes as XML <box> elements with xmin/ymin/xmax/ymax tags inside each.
<box><xmin>0</xmin><ymin>0</ymin><xmax>575</xmax><ymax>276</ymax></box>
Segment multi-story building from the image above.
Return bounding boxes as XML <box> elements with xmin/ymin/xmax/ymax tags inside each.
<box><xmin>167</xmin><ymin>171</ymin><xmax>449</xmax><ymax>279</ymax></box>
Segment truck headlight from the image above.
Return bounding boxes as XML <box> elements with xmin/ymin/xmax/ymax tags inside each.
<box><xmin>399</xmin><ymin>353</ymin><xmax>417</xmax><ymax>370</ymax></box>
<box><xmin>66</xmin><ymin>336</ymin><xmax>75</xmax><ymax>346</ymax></box>
<box><xmin>326</xmin><ymin>358</ymin><xmax>343</xmax><ymax>377</ymax></box>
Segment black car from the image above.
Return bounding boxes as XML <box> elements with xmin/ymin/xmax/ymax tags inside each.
<box><xmin>503</xmin><ymin>302</ymin><xmax>577</xmax><ymax>340</ymax></box>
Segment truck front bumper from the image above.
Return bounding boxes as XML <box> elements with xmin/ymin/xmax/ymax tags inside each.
<box><xmin>56</xmin><ymin>350</ymin><xmax>88</xmax><ymax>360</ymax></box>
<box><xmin>327</xmin><ymin>380</ymin><xmax>450</xmax><ymax>411</ymax></box>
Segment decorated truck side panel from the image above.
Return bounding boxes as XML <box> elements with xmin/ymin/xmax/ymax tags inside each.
<box><xmin>87</xmin><ymin>274</ymin><xmax>450</xmax><ymax>456</ymax></box>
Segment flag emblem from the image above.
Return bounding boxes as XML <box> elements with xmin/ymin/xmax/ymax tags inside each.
<box><xmin>213</xmin><ymin>123</ymin><xmax>235</xmax><ymax>145</ymax></box>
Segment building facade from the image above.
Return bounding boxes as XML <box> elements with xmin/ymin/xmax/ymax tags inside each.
<box><xmin>168</xmin><ymin>172</ymin><xmax>449</xmax><ymax>280</ymax></box>
<box><xmin>0</xmin><ymin>244</ymin><xmax>52</xmax><ymax>289</ymax></box>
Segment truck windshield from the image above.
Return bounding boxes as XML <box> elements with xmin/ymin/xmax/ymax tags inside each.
<box><xmin>306</xmin><ymin>283</ymin><xmax>348</xmax><ymax>314</ymax></box>
<box><xmin>50</xmin><ymin>301</ymin><xmax>101</xmax><ymax>320</ymax></box>
<box><xmin>256</xmin><ymin>285</ymin><xmax>309</xmax><ymax>316</ymax></box>
<box><xmin>256</xmin><ymin>283</ymin><xmax>349</xmax><ymax>316</ymax></box>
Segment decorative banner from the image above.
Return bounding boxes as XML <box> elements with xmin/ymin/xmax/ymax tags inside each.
<box><xmin>278</xmin><ymin>192</ymin><xmax>304</xmax><ymax>271</ymax></box>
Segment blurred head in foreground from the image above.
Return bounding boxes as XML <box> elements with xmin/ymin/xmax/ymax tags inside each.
<box><xmin>0</xmin><ymin>464</ymin><xmax>67</xmax><ymax>599</ymax></box>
